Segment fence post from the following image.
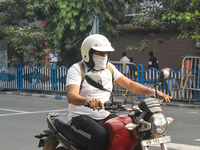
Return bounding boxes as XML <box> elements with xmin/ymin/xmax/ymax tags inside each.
<box><xmin>20</xmin><ymin>64</ymin><xmax>23</xmax><ymax>91</ymax></box>
<box><xmin>137</xmin><ymin>64</ymin><xmax>145</xmax><ymax>99</ymax></box>
<box><xmin>51</xmin><ymin>64</ymin><xmax>57</xmax><ymax>92</ymax></box>
<box><xmin>51</xmin><ymin>64</ymin><xmax>54</xmax><ymax>91</ymax></box>
<box><xmin>17</xmin><ymin>64</ymin><xmax>22</xmax><ymax>91</ymax></box>
<box><xmin>194</xmin><ymin>65</ymin><xmax>198</xmax><ymax>101</ymax></box>
<box><xmin>17</xmin><ymin>65</ymin><xmax>21</xmax><ymax>91</ymax></box>
<box><xmin>54</xmin><ymin>64</ymin><xmax>57</xmax><ymax>92</ymax></box>
<box><xmin>17</xmin><ymin>65</ymin><xmax>19</xmax><ymax>90</ymax></box>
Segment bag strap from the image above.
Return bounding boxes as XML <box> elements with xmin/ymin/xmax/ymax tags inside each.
<box><xmin>77</xmin><ymin>61</ymin><xmax>114</xmax><ymax>89</ymax></box>
<box><xmin>106</xmin><ymin>63</ymin><xmax>114</xmax><ymax>75</ymax></box>
<box><xmin>77</xmin><ymin>61</ymin><xmax>85</xmax><ymax>82</ymax></box>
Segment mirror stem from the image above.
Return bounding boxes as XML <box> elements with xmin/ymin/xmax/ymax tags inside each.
<box><xmin>104</xmin><ymin>89</ymin><xmax>114</xmax><ymax>104</ymax></box>
<box><xmin>155</xmin><ymin>87</ymin><xmax>158</xmax><ymax>98</ymax></box>
<box><xmin>155</xmin><ymin>82</ymin><xmax>161</xmax><ymax>98</ymax></box>
<box><xmin>111</xmin><ymin>91</ymin><xmax>115</xmax><ymax>105</ymax></box>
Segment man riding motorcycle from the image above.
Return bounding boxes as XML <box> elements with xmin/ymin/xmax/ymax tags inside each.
<box><xmin>66</xmin><ymin>34</ymin><xmax>171</xmax><ymax>150</ymax></box>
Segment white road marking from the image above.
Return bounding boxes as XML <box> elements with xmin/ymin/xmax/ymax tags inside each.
<box><xmin>152</xmin><ymin>143</ymin><xmax>200</xmax><ymax>150</ymax></box>
<box><xmin>188</xmin><ymin>111</ymin><xmax>197</xmax><ymax>114</ymax></box>
<box><xmin>1</xmin><ymin>108</ymin><xmax>199</xmax><ymax>149</ymax></box>
<box><xmin>0</xmin><ymin>108</ymin><xmax>28</xmax><ymax>113</ymax></box>
<box><xmin>0</xmin><ymin>109</ymin><xmax>68</xmax><ymax>117</ymax></box>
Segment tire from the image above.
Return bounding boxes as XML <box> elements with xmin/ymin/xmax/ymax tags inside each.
<box><xmin>133</xmin><ymin>144</ymin><xmax>143</xmax><ymax>150</ymax></box>
<box><xmin>43</xmin><ymin>137</ymin><xmax>59</xmax><ymax>150</ymax></box>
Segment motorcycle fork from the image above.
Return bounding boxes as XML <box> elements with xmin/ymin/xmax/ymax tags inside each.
<box><xmin>161</xmin><ymin>143</ymin><xmax>168</xmax><ymax>150</ymax></box>
<box><xmin>143</xmin><ymin>147</ymin><xmax>148</xmax><ymax>150</ymax></box>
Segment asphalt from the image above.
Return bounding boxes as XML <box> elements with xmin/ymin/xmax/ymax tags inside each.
<box><xmin>1</xmin><ymin>90</ymin><xmax>200</xmax><ymax>109</ymax></box>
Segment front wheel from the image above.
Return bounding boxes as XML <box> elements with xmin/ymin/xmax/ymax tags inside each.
<box><xmin>43</xmin><ymin>137</ymin><xmax>59</xmax><ymax>150</ymax></box>
<box><xmin>132</xmin><ymin>144</ymin><xmax>143</xmax><ymax>150</ymax></box>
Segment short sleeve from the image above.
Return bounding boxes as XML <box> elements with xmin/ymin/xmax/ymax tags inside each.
<box><xmin>108</xmin><ymin>62</ymin><xmax>122</xmax><ymax>82</ymax></box>
<box><xmin>66</xmin><ymin>63</ymin><xmax>82</xmax><ymax>87</ymax></box>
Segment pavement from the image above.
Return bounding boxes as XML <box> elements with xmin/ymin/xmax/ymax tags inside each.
<box><xmin>0</xmin><ymin>90</ymin><xmax>200</xmax><ymax>109</ymax></box>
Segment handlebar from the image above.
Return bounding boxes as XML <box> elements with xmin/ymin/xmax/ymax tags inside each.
<box><xmin>84</xmin><ymin>101</ymin><xmax>112</xmax><ymax>109</ymax></box>
<box><xmin>84</xmin><ymin>101</ymin><xmax>124</xmax><ymax>111</ymax></box>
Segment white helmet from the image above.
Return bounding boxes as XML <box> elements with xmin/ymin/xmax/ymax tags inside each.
<box><xmin>81</xmin><ymin>34</ymin><xmax>114</xmax><ymax>68</ymax></box>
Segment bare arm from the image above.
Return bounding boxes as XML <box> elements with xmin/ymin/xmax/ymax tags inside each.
<box><xmin>67</xmin><ymin>84</ymin><xmax>89</xmax><ymax>105</ymax></box>
<box><xmin>66</xmin><ymin>84</ymin><xmax>104</xmax><ymax>109</ymax></box>
<box><xmin>115</xmin><ymin>75</ymin><xmax>171</xmax><ymax>102</ymax></box>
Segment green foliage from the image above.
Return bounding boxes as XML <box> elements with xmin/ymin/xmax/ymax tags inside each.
<box><xmin>0</xmin><ymin>0</ymin><xmax>52</xmax><ymax>66</ymax></box>
<box><xmin>131</xmin><ymin>0</ymin><xmax>200</xmax><ymax>41</ymax></box>
<box><xmin>0</xmin><ymin>0</ymin><xmax>133</xmax><ymax>67</ymax></box>
<box><xmin>32</xmin><ymin>0</ymin><xmax>132</xmax><ymax>67</ymax></box>
<box><xmin>127</xmin><ymin>39</ymin><xmax>149</xmax><ymax>51</ymax></box>
<box><xmin>7</xmin><ymin>56</ymin><xmax>21</xmax><ymax>67</ymax></box>
<box><xmin>9</xmin><ymin>25</ymin><xmax>55</xmax><ymax>66</ymax></box>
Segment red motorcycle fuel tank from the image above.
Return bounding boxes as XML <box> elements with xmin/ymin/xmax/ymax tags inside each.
<box><xmin>103</xmin><ymin>115</ymin><xmax>138</xmax><ymax>150</ymax></box>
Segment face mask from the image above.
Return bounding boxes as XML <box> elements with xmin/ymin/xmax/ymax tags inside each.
<box><xmin>93</xmin><ymin>54</ymin><xmax>108</xmax><ymax>70</ymax></box>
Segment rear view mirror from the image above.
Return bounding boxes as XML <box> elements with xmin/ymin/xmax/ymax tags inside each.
<box><xmin>159</xmin><ymin>68</ymin><xmax>170</xmax><ymax>82</ymax></box>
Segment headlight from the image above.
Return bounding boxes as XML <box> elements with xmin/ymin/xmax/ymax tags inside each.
<box><xmin>149</xmin><ymin>113</ymin><xmax>168</xmax><ymax>136</ymax></box>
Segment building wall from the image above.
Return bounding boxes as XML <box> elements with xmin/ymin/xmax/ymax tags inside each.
<box><xmin>110</xmin><ymin>28</ymin><xmax>195</xmax><ymax>71</ymax></box>
<box><xmin>0</xmin><ymin>40</ymin><xmax>8</xmax><ymax>67</ymax></box>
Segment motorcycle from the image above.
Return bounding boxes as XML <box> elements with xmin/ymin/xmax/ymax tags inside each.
<box><xmin>35</xmin><ymin>68</ymin><xmax>174</xmax><ymax>150</ymax></box>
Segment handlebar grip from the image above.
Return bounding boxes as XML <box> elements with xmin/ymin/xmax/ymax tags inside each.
<box><xmin>84</xmin><ymin>101</ymin><xmax>124</xmax><ymax>111</ymax></box>
<box><xmin>84</xmin><ymin>103</ymin><xmax>102</xmax><ymax>110</ymax></box>
<box><xmin>84</xmin><ymin>102</ymin><xmax>115</xmax><ymax>107</ymax></box>
<box><xmin>84</xmin><ymin>103</ymin><xmax>90</xmax><ymax>107</ymax></box>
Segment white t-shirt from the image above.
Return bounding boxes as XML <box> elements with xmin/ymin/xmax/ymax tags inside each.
<box><xmin>66</xmin><ymin>61</ymin><xmax>122</xmax><ymax>121</ymax></box>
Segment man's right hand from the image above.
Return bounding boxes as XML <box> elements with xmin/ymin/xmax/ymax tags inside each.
<box><xmin>88</xmin><ymin>99</ymin><xmax>104</xmax><ymax>110</ymax></box>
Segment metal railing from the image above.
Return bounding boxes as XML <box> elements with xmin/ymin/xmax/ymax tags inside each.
<box><xmin>110</xmin><ymin>61</ymin><xmax>137</xmax><ymax>104</ymax></box>
<box><xmin>0</xmin><ymin>64</ymin><xmax>68</xmax><ymax>92</ymax></box>
<box><xmin>137</xmin><ymin>64</ymin><xmax>200</xmax><ymax>102</ymax></box>
<box><xmin>180</xmin><ymin>56</ymin><xmax>200</xmax><ymax>102</ymax></box>
<box><xmin>1</xmin><ymin>63</ymin><xmax>200</xmax><ymax>102</ymax></box>
<box><xmin>0</xmin><ymin>62</ymin><xmax>137</xmax><ymax>98</ymax></box>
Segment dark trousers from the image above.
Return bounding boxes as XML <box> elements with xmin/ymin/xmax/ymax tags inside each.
<box><xmin>70</xmin><ymin>113</ymin><xmax>117</xmax><ymax>150</ymax></box>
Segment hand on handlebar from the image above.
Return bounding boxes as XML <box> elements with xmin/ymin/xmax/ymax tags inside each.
<box><xmin>157</xmin><ymin>91</ymin><xmax>172</xmax><ymax>102</ymax></box>
<box><xmin>87</xmin><ymin>99</ymin><xmax>104</xmax><ymax>110</ymax></box>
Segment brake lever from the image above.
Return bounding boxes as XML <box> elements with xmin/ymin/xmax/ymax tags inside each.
<box><xmin>159</xmin><ymin>99</ymin><xmax>164</xmax><ymax>105</ymax></box>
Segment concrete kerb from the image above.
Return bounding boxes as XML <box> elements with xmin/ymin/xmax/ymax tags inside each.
<box><xmin>163</xmin><ymin>103</ymin><xmax>200</xmax><ymax>109</ymax></box>
<box><xmin>118</xmin><ymin>97</ymin><xmax>200</xmax><ymax>109</ymax></box>
<box><xmin>135</xmin><ymin>101</ymin><xmax>200</xmax><ymax>109</ymax></box>
<box><xmin>0</xmin><ymin>91</ymin><xmax>200</xmax><ymax>109</ymax></box>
